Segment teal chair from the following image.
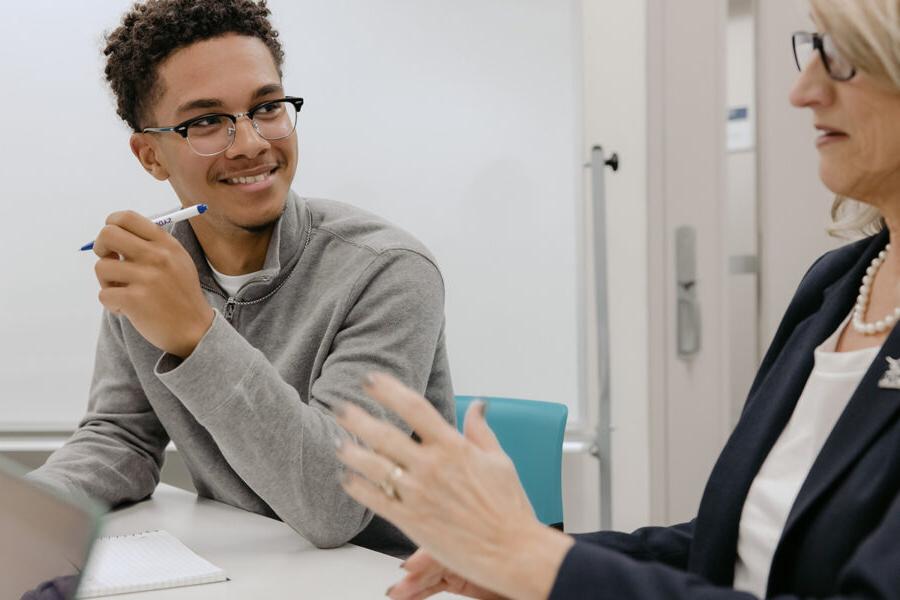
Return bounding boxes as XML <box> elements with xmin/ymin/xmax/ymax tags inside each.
<box><xmin>454</xmin><ymin>395</ymin><xmax>568</xmax><ymax>529</ymax></box>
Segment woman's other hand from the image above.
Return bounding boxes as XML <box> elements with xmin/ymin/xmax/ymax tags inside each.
<box><xmin>335</xmin><ymin>372</ymin><xmax>573</xmax><ymax>600</ymax></box>
<box><xmin>388</xmin><ymin>548</ymin><xmax>508</xmax><ymax>599</ymax></box>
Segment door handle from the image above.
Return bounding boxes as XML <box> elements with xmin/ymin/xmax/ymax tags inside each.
<box><xmin>675</xmin><ymin>226</ymin><xmax>701</xmax><ymax>358</ymax></box>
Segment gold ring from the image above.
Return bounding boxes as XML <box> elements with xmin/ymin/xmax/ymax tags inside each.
<box><xmin>379</xmin><ymin>465</ymin><xmax>405</xmax><ymax>501</ymax></box>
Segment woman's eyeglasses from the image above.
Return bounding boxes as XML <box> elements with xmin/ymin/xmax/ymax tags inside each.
<box><xmin>792</xmin><ymin>31</ymin><xmax>856</xmax><ymax>81</ymax></box>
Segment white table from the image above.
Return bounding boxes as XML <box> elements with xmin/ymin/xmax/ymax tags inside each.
<box><xmin>92</xmin><ymin>484</ymin><xmax>457</xmax><ymax>599</ymax></box>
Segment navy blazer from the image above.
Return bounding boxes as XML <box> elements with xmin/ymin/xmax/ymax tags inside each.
<box><xmin>550</xmin><ymin>230</ymin><xmax>900</xmax><ymax>599</ymax></box>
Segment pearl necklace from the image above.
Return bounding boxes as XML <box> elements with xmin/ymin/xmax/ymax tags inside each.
<box><xmin>852</xmin><ymin>244</ymin><xmax>900</xmax><ymax>335</ymax></box>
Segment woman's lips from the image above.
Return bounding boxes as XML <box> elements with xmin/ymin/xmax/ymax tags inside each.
<box><xmin>815</xmin><ymin>127</ymin><xmax>848</xmax><ymax>148</ymax></box>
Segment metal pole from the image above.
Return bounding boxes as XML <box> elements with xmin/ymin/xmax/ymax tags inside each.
<box><xmin>587</xmin><ymin>145</ymin><xmax>618</xmax><ymax>530</ymax></box>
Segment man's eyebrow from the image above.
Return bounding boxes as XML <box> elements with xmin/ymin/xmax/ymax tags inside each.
<box><xmin>175</xmin><ymin>98</ymin><xmax>223</xmax><ymax>116</ymax></box>
<box><xmin>174</xmin><ymin>84</ymin><xmax>284</xmax><ymax>117</ymax></box>
<box><xmin>252</xmin><ymin>83</ymin><xmax>284</xmax><ymax>100</ymax></box>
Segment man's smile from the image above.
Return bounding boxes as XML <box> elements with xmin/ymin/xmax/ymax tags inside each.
<box><xmin>218</xmin><ymin>164</ymin><xmax>279</xmax><ymax>186</ymax></box>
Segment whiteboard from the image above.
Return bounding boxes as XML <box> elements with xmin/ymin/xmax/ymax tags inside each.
<box><xmin>0</xmin><ymin>0</ymin><xmax>583</xmax><ymax>430</ymax></box>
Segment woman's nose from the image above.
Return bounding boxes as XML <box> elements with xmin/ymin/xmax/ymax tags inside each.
<box><xmin>789</xmin><ymin>54</ymin><xmax>835</xmax><ymax>109</ymax></box>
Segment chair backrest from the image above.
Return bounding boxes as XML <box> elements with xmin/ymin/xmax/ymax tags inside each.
<box><xmin>454</xmin><ymin>395</ymin><xmax>567</xmax><ymax>528</ymax></box>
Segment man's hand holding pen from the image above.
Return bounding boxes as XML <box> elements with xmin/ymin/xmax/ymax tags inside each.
<box><xmin>91</xmin><ymin>209</ymin><xmax>214</xmax><ymax>358</ymax></box>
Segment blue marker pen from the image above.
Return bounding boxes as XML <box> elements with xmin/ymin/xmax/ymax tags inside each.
<box><xmin>80</xmin><ymin>204</ymin><xmax>207</xmax><ymax>251</ymax></box>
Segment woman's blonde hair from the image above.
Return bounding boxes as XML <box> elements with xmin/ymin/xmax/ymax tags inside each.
<box><xmin>808</xmin><ymin>0</ymin><xmax>900</xmax><ymax>237</ymax></box>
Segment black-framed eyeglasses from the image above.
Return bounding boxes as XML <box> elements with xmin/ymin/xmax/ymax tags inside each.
<box><xmin>142</xmin><ymin>96</ymin><xmax>304</xmax><ymax>156</ymax></box>
<box><xmin>792</xmin><ymin>31</ymin><xmax>856</xmax><ymax>81</ymax></box>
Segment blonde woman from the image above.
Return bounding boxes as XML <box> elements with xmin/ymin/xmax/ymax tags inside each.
<box><xmin>335</xmin><ymin>1</ymin><xmax>900</xmax><ymax>598</ymax></box>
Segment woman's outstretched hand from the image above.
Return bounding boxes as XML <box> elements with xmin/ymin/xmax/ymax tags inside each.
<box><xmin>334</xmin><ymin>372</ymin><xmax>573</xmax><ymax>600</ymax></box>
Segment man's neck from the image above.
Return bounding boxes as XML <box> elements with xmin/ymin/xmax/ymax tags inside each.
<box><xmin>191</xmin><ymin>221</ymin><xmax>275</xmax><ymax>275</ymax></box>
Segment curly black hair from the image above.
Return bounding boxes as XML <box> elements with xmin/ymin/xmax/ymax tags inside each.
<box><xmin>103</xmin><ymin>0</ymin><xmax>285</xmax><ymax>132</ymax></box>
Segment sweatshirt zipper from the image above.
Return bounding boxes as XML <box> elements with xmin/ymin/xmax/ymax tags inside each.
<box><xmin>202</xmin><ymin>253</ymin><xmax>302</xmax><ymax>324</ymax></box>
<box><xmin>199</xmin><ymin>208</ymin><xmax>310</xmax><ymax>325</ymax></box>
<box><xmin>224</xmin><ymin>297</ymin><xmax>236</xmax><ymax>322</ymax></box>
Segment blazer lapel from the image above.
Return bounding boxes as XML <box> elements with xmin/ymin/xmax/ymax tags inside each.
<box><xmin>777</xmin><ymin>321</ymin><xmax>900</xmax><ymax>545</ymax></box>
<box><xmin>690</xmin><ymin>232</ymin><xmax>886</xmax><ymax>583</ymax></box>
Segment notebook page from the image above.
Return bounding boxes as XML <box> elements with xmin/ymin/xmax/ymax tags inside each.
<box><xmin>77</xmin><ymin>530</ymin><xmax>227</xmax><ymax>598</ymax></box>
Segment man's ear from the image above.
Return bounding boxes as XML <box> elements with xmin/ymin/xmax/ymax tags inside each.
<box><xmin>130</xmin><ymin>133</ymin><xmax>170</xmax><ymax>181</ymax></box>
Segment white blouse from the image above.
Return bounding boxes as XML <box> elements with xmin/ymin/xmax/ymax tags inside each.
<box><xmin>732</xmin><ymin>315</ymin><xmax>880</xmax><ymax>597</ymax></box>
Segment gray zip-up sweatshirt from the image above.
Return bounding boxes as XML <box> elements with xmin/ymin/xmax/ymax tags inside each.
<box><xmin>28</xmin><ymin>192</ymin><xmax>454</xmax><ymax>555</ymax></box>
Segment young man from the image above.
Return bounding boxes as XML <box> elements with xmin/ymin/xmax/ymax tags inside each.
<box><xmin>27</xmin><ymin>0</ymin><xmax>453</xmax><ymax>556</ymax></box>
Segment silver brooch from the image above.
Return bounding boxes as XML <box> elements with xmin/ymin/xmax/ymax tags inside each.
<box><xmin>878</xmin><ymin>356</ymin><xmax>900</xmax><ymax>389</ymax></box>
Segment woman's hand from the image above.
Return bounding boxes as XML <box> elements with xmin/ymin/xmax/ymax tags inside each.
<box><xmin>334</xmin><ymin>372</ymin><xmax>574</xmax><ymax>600</ymax></box>
<box><xmin>389</xmin><ymin>548</ymin><xmax>508</xmax><ymax>600</ymax></box>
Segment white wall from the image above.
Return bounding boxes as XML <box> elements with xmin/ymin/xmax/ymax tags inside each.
<box><xmin>724</xmin><ymin>0</ymin><xmax>760</xmax><ymax>424</ymax></box>
<box><xmin>1</xmin><ymin>0</ymin><xmax>628</xmax><ymax>537</ymax></box>
<box><xmin>561</xmin><ymin>0</ymin><xmax>652</xmax><ymax>535</ymax></box>
<box><xmin>579</xmin><ymin>0</ymin><xmax>650</xmax><ymax>533</ymax></box>
<box><xmin>757</xmin><ymin>0</ymin><xmax>842</xmax><ymax>347</ymax></box>
<box><xmin>0</xmin><ymin>0</ymin><xmax>667</xmax><ymax>537</ymax></box>
<box><xmin>269</xmin><ymin>0</ymin><xmax>587</xmax><ymax>419</ymax></box>
<box><xmin>727</xmin><ymin>0</ymin><xmax>757</xmax><ymax>132</ymax></box>
<box><xmin>0</xmin><ymin>1</ymin><xmax>586</xmax><ymax>430</ymax></box>
<box><xmin>646</xmin><ymin>0</ymin><xmax>731</xmax><ymax>525</ymax></box>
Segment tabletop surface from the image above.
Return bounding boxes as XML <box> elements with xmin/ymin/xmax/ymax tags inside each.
<box><xmin>88</xmin><ymin>484</ymin><xmax>457</xmax><ymax>599</ymax></box>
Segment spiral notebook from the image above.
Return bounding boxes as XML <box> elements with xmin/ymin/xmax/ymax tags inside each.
<box><xmin>77</xmin><ymin>530</ymin><xmax>227</xmax><ymax>598</ymax></box>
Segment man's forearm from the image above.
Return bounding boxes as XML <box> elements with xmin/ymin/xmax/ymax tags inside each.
<box><xmin>27</xmin><ymin>424</ymin><xmax>164</xmax><ymax>508</ymax></box>
<box><xmin>156</xmin><ymin>315</ymin><xmax>381</xmax><ymax>547</ymax></box>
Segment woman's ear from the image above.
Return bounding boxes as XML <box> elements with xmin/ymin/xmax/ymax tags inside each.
<box><xmin>130</xmin><ymin>133</ymin><xmax>170</xmax><ymax>181</ymax></box>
